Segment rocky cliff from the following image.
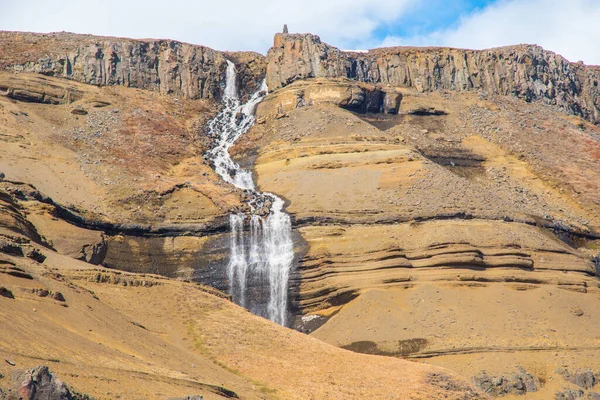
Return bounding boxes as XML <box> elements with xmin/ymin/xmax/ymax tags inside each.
<box><xmin>2</xmin><ymin>29</ymin><xmax>600</xmax><ymax>400</ymax></box>
<box><xmin>266</xmin><ymin>33</ymin><xmax>600</xmax><ymax>124</ymax></box>
<box><xmin>5</xmin><ymin>31</ymin><xmax>600</xmax><ymax>125</ymax></box>
<box><xmin>0</xmin><ymin>31</ymin><xmax>265</xmax><ymax>100</ymax></box>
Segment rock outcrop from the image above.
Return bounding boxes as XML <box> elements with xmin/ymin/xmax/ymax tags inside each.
<box><xmin>472</xmin><ymin>368</ymin><xmax>541</xmax><ymax>396</ymax></box>
<box><xmin>256</xmin><ymin>78</ymin><xmax>402</xmax><ymax>118</ymax></box>
<box><xmin>0</xmin><ymin>32</ymin><xmax>265</xmax><ymax>100</ymax></box>
<box><xmin>0</xmin><ymin>73</ymin><xmax>83</xmax><ymax>105</ymax></box>
<box><xmin>4</xmin><ymin>31</ymin><xmax>600</xmax><ymax>124</ymax></box>
<box><xmin>2</xmin><ymin>366</ymin><xmax>85</xmax><ymax>400</ymax></box>
<box><xmin>560</xmin><ymin>369</ymin><xmax>598</xmax><ymax>390</ymax></box>
<box><xmin>265</xmin><ymin>33</ymin><xmax>600</xmax><ymax>124</ymax></box>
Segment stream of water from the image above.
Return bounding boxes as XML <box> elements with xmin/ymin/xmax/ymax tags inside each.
<box><xmin>206</xmin><ymin>61</ymin><xmax>294</xmax><ymax>326</ymax></box>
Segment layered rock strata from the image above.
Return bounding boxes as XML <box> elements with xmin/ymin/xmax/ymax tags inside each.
<box><xmin>266</xmin><ymin>33</ymin><xmax>600</xmax><ymax>124</ymax></box>
<box><xmin>0</xmin><ymin>198</ymin><xmax>485</xmax><ymax>399</ymax></box>
<box><xmin>234</xmin><ymin>80</ymin><xmax>600</xmax><ymax>399</ymax></box>
<box><xmin>257</xmin><ymin>78</ymin><xmax>402</xmax><ymax>118</ymax></box>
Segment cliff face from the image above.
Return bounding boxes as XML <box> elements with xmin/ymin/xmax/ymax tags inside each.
<box><xmin>5</xmin><ymin>31</ymin><xmax>600</xmax><ymax>124</ymax></box>
<box><xmin>2</xmin><ymin>29</ymin><xmax>600</xmax><ymax>399</ymax></box>
<box><xmin>0</xmin><ymin>31</ymin><xmax>265</xmax><ymax>100</ymax></box>
<box><xmin>266</xmin><ymin>33</ymin><xmax>600</xmax><ymax>124</ymax></box>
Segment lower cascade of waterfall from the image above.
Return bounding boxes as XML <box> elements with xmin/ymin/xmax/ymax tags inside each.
<box><xmin>206</xmin><ymin>60</ymin><xmax>294</xmax><ymax>326</ymax></box>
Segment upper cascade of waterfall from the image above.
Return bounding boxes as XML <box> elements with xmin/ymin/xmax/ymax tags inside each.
<box><xmin>207</xmin><ymin>60</ymin><xmax>268</xmax><ymax>192</ymax></box>
<box><xmin>205</xmin><ymin>60</ymin><xmax>294</xmax><ymax>327</ymax></box>
<box><xmin>223</xmin><ymin>61</ymin><xmax>238</xmax><ymax>100</ymax></box>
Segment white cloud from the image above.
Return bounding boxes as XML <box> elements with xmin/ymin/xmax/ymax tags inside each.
<box><xmin>0</xmin><ymin>0</ymin><xmax>416</xmax><ymax>53</ymax></box>
<box><xmin>2</xmin><ymin>0</ymin><xmax>599</xmax><ymax>64</ymax></box>
<box><xmin>380</xmin><ymin>0</ymin><xmax>600</xmax><ymax>65</ymax></box>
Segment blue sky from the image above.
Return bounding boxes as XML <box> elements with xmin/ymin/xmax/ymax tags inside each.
<box><xmin>1</xmin><ymin>0</ymin><xmax>600</xmax><ymax>64</ymax></box>
<box><xmin>368</xmin><ymin>0</ymin><xmax>497</xmax><ymax>46</ymax></box>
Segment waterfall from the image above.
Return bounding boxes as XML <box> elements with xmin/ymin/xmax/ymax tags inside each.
<box><xmin>206</xmin><ymin>60</ymin><xmax>294</xmax><ymax>326</ymax></box>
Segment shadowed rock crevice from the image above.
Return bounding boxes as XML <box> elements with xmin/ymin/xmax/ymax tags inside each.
<box><xmin>408</xmin><ymin>107</ymin><xmax>448</xmax><ymax>116</ymax></box>
<box><xmin>417</xmin><ymin>147</ymin><xmax>486</xmax><ymax>179</ymax></box>
<box><xmin>342</xmin><ymin>338</ymin><xmax>429</xmax><ymax>357</ymax></box>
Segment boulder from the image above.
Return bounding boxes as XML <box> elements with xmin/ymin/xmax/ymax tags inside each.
<box><xmin>556</xmin><ymin>389</ymin><xmax>585</xmax><ymax>400</ymax></box>
<box><xmin>26</xmin><ymin>249</ymin><xmax>46</xmax><ymax>263</ymax></box>
<box><xmin>0</xmin><ymin>240</ymin><xmax>24</xmax><ymax>257</ymax></box>
<box><xmin>560</xmin><ymin>368</ymin><xmax>597</xmax><ymax>389</ymax></box>
<box><xmin>7</xmin><ymin>365</ymin><xmax>78</xmax><ymax>400</ymax></box>
<box><xmin>0</xmin><ymin>286</ymin><xmax>14</xmax><ymax>299</ymax></box>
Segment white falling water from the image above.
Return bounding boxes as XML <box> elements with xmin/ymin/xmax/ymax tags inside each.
<box><xmin>207</xmin><ymin>60</ymin><xmax>294</xmax><ymax>326</ymax></box>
